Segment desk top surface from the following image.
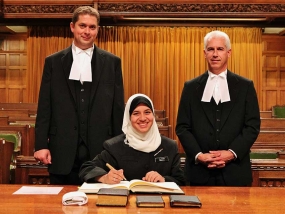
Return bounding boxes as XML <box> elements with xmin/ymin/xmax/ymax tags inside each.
<box><xmin>1</xmin><ymin>185</ymin><xmax>285</xmax><ymax>213</ymax></box>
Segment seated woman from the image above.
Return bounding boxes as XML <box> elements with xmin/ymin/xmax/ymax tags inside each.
<box><xmin>79</xmin><ymin>93</ymin><xmax>185</xmax><ymax>186</ymax></box>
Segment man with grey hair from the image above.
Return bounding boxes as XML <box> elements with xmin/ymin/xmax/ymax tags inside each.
<box><xmin>176</xmin><ymin>30</ymin><xmax>260</xmax><ymax>186</ymax></box>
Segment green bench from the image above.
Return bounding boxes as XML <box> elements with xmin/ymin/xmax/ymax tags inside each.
<box><xmin>272</xmin><ymin>105</ymin><xmax>285</xmax><ymax>118</ymax></box>
<box><xmin>0</xmin><ymin>131</ymin><xmax>21</xmax><ymax>153</ymax></box>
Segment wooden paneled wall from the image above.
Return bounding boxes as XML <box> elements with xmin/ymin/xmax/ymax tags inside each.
<box><xmin>0</xmin><ymin>34</ymin><xmax>27</xmax><ymax>103</ymax></box>
<box><xmin>262</xmin><ymin>35</ymin><xmax>285</xmax><ymax>110</ymax></box>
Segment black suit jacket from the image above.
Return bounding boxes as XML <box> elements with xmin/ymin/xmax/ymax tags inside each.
<box><xmin>176</xmin><ymin>70</ymin><xmax>260</xmax><ymax>186</ymax></box>
<box><xmin>35</xmin><ymin>45</ymin><xmax>125</xmax><ymax>175</ymax></box>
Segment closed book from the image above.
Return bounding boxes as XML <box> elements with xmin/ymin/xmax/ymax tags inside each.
<box><xmin>96</xmin><ymin>188</ymin><xmax>129</xmax><ymax>207</ymax></box>
<box><xmin>136</xmin><ymin>195</ymin><xmax>165</xmax><ymax>208</ymax></box>
<box><xmin>169</xmin><ymin>195</ymin><xmax>202</xmax><ymax>207</ymax></box>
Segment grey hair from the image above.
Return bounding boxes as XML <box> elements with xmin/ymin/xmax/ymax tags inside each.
<box><xmin>204</xmin><ymin>30</ymin><xmax>231</xmax><ymax>50</ymax></box>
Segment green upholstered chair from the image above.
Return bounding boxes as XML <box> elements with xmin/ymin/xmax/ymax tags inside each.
<box><xmin>250</xmin><ymin>152</ymin><xmax>278</xmax><ymax>159</ymax></box>
<box><xmin>0</xmin><ymin>131</ymin><xmax>21</xmax><ymax>153</ymax></box>
<box><xmin>272</xmin><ymin>105</ymin><xmax>285</xmax><ymax>118</ymax></box>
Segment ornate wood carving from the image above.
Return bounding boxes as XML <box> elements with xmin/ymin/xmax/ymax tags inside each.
<box><xmin>259</xmin><ymin>179</ymin><xmax>285</xmax><ymax>187</ymax></box>
<box><xmin>2</xmin><ymin>3</ymin><xmax>285</xmax><ymax>16</ymax></box>
<box><xmin>98</xmin><ymin>3</ymin><xmax>285</xmax><ymax>14</ymax></box>
<box><xmin>3</xmin><ymin>5</ymin><xmax>88</xmax><ymax>14</ymax></box>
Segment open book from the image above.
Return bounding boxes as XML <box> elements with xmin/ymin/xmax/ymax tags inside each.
<box><xmin>78</xmin><ymin>179</ymin><xmax>184</xmax><ymax>194</ymax></box>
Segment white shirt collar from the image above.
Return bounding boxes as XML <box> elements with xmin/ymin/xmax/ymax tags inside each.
<box><xmin>69</xmin><ymin>43</ymin><xmax>94</xmax><ymax>84</ymax></box>
<box><xmin>201</xmin><ymin>70</ymin><xmax>231</xmax><ymax>104</ymax></box>
<box><xmin>72</xmin><ymin>43</ymin><xmax>94</xmax><ymax>56</ymax></box>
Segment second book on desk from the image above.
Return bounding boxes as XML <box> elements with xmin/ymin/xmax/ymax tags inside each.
<box><xmin>96</xmin><ymin>188</ymin><xmax>129</xmax><ymax>206</ymax></box>
<box><xmin>136</xmin><ymin>195</ymin><xmax>165</xmax><ymax>207</ymax></box>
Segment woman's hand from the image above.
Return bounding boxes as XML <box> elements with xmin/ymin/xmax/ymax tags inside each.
<box><xmin>97</xmin><ymin>169</ymin><xmax>125</xmax><ymax>184</ymax></box>
<box><xmin>142</xmin><ymin>171</ymin><xmax>165</xmax><ymax>182</ymax></box>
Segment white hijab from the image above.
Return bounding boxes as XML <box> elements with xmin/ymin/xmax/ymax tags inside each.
<box><xmin>122</xmin><ymin>94</ymin><xmax>161</xmax><ymax>153</ymax></box>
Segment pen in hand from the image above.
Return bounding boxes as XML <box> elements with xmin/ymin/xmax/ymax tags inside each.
<box><xmin>106</xmin><ymin>163</ymin><xmax>127</xmax><ymax>181</ymax></box>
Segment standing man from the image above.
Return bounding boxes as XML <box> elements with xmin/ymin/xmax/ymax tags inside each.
<box><xmin>176</xmin><ymin>30</ymin><xmax>260</xmax><ymax>186</ymax></box>
<box><xmin>34</xmin><ymin>6</ymin><xmax>125</xmax><ymax>185</ymax></box>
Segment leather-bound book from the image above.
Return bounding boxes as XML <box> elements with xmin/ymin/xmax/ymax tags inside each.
<box><xmin>169</xmin><ymin>195</ymin><xmax>202</xmax><ymax>207</ymax></box>
<box><xmin>136</xmin><ymin>195</ymin><xmax>165</xmax><ymax>207</ymax></box>
<box><xmin>96</xmin><ymin>188</ymin><xmax>129</xmax><ymax>206</ymax></box>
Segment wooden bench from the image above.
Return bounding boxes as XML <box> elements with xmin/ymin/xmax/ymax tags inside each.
<box><xmin>251</xmin><ymin>142</ymin><xmax>285</xmax><ymax>150</ymax></box>
<box><xmin>251</xmin><ymin>157</ymin><xmax>285</xmax><ymax>187</ymax></box>
<box><xmin>154</xmin><ymin>109</ymin><xmax>166</xmax><ymax>118</ymax></box>
<box><xmin>8</xmin><ymin>116</ymin><xmax>36</xmax><ymax>125</ymax></box>
<box><xmin>261</xmin><ymin>118</ymin><xmax>285</xmax><ymax>129</ymax></box>
<box><xmin>0</xmin><ymin>103</ymin><xmax>37</xmax><ymax>117</ymax></box>
<box><xmin>0</xmin><ymin>139</ymin><xmax>14</xmax><ymax>184</ymax></box>
<box><xmin>158</xmin><ymin>125</ymin><xmax>172</xmax><ymax>139</ymax></box>
<box><xmin>0</xmin><ymin>130</ymin><xmax>21</xmax><ymax>152</ymax></box>
<box><xmin>0</xmin><ymin>116</ymin><xmax>8</xmax><ymax>125</ymax></box>
<box><xmin>256</xmin><ymin>130</ymin><xmax>285</xmax><ymax>142</ymax></box>
<box><xmin>260</xmin><ymin>111</ymin><xmax>272</xmax><ymax>118</ymax></box>
<box><xmin>156</xmin><ymin>117</ymin><xmax>169</xmax><ymax>126</ymax></box>
<box><xmin>0</xmin><ymin>109</ymin><xmax>31</xmax><ymax>117</ymax></box>
<box><xmin>1</xmin><ymin>116</ymin><xmax>36</xmax><ymax>126</ymax></box>
<box><xmin>0</xmin><ymin>103</ymin><xmax>37</xmax><ymax>111</ymax></box>
<box><xmin>252</xmin><ymin>130</ymin><xmax>285</xmax><ymax>150</ymax></box>
<box><xmin>0</xmin><ymin>125</ymin><xmax>35</xmax><ymax>156</ymax></box>
<box><xmin>15</xmin><ymin>156</ymin><xmax>49</xmax><ymax>184</ymax></box>
<box><xmin>261</xmin><ymin>128</ymin><xmax>285</xmax><ymax>131</ymax></box>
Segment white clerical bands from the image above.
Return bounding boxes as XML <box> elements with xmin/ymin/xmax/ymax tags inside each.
<box><xmin>201</xmin><ymin>71</ymin><xmax>231</xmax><ymax>104</ymax></box>
<box><xmin>69</xmin><ymin>45</ymin><xmax>93</xmax><ymax>84</ymax></box>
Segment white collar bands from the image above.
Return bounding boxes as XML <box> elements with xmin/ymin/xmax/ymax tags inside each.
<box><xmin>201</xmin><ymin>70</ymin><xmax>231</xmax><ymax>104</ymax></box>
<box><xmin>69</xmin><ymin>43</ymin><xmax>94</xmax><ymax>84</ymax></box>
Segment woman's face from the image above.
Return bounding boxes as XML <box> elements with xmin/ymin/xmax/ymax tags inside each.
<box><xmin>130</xmin><ymin>103</ymin><xmax>154</xmax><ymax>133</ymax></box>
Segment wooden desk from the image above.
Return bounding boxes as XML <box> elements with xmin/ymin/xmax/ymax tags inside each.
<box><xmin>1</xmin><ymin>185</ymin><xmax>285</xmax><ymax>213</ymax></box>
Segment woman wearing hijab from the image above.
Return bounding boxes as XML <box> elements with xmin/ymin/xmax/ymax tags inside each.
<box><xmin>79</xmin><ymin>94</ymin><xmax>185</xmax><ymax>186</ymax></box>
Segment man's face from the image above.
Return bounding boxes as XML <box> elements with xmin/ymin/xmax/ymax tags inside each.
<box><xmin>204</xmin><ymin>37</ymin><xmax>231</xmax><ymax>74</ymax></box>
<box><xmin>70</xmin><ymin>14</ymin><xmax>99</xmax><ymax>50</ymax></box>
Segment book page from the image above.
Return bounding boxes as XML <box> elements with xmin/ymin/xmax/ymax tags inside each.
<box><xmin>78</xmin><ymin>182</ymin><xmax>130</xmax><ymax>193</ymax></box>
<box><xmin>129</xmin><ymin>179</ymin><xmax>180</xmax><ymax>190</ymax></box>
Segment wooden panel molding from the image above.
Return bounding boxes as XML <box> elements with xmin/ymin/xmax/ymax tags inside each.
<box><xmin>251</xmin><ymin>159</ymin><xmax>285</xmax><ymax>187</ymax></box>
<box><xmin>262</xmin><ymin>35</ymin><xmax>285</xmax><ymax>110</ymax></box>
<box><xmin>2</xmin><ymin>3</ymin><xmax>285</xmax><ymax>16</ymax></box>
<box><xmin>0</xmin><ymin>1</ymin><xmax>284</xmax><ymax>26</ymax></box>
<box><xmin>98</xmin><ymin>3</ymin><xmax>285</xmax><ymax>14</ymax></box>
<box><xmin>15</xmin><ymin>156</ymin><xmax>49</xmax><ymax>184</ymax></box>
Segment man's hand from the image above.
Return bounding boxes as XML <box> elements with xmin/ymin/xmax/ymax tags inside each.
<box><xmin>34</xmin><ymin>149</ymin><xmax>52</xmax><ymax>165</ymax></box>
<box><xmin>210</xmin><ymin>150</ymin><xmax>235</xmax><ymax>163</ymax></box>
<box><xmin>197</xmin><ymin>150</ymin><xmax>234</xmax><ymax>168</ymax></box>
